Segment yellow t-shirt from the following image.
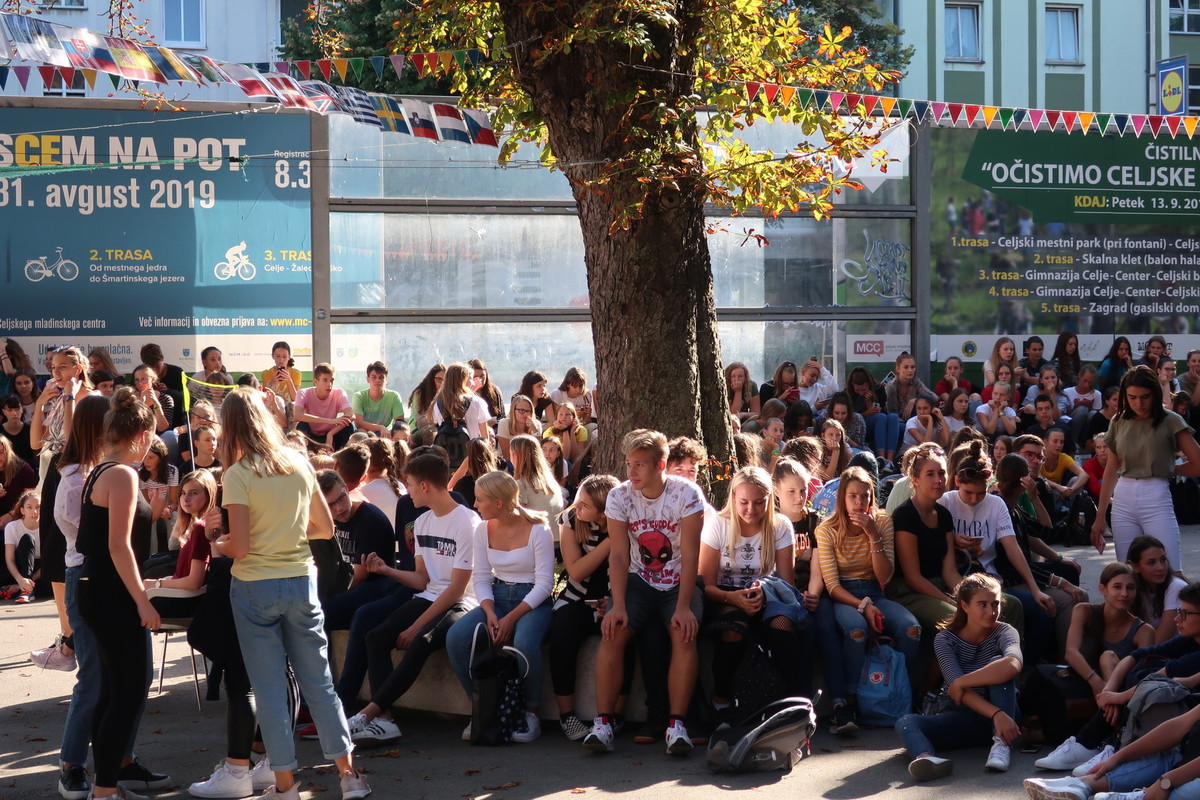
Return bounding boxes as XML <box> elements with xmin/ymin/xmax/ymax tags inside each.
<box><xmin>262</xmin><ymin>366</ymin><xmax>303</xmax><ymax>400</ymax></box>
<box><xmin>815</xmin><ymin>510</ymin><xmax>895</xmax><ymax>591</ymax></box>
<box><xmin>1040</xmin><ymin>454</ymin><xmax>1077</xmax><ymax>485</ymax></box>
<box><xmin>542</xmin><ymin>425</ymin><xmax>588</xmax><ymax>445</ymax></box>
<box><xmin>223</xmin><ymin>451</ymin><xmax>316</xmax><ymax>581</ymax></box>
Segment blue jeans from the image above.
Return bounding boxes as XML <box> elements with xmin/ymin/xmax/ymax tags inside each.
<box><xmin>230</xmin><ymin>574</ymin><xmax>351</xmax><ymax>772</ymax></box>
<box><xmin>815</xmin><ymin>579</ymin><xmax>920</xmax><ymax>701</ymax></box>
<box><xmin>60</xmin><ymin>565</ymin><xmax>146</xmax><ymax>766</ymax></box>
<box><xmin>1105</xmin><ymin>749</ymin><xmax>1180</xmax><ymax>793</ymax></box>
<box><xmin>896</xmin><ymin>680</ymin><xmax>1018</xmax><ymax>756</ymax></box>
<box><xmin>446</xmin><ymin>581</ymin><xmax>552</xmax><ymax>707</ymax></box>
<box><xmin>333</xmin><ymin>583</ymin><xmax>413</xmax><ymax>710</ymax></box>
<box><xmin>866</xmin><ymin>412</ymin><xmax>902</xmax><ymax>454</ymax></box>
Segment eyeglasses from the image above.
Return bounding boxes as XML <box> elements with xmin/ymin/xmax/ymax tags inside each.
<box><xmin>957</xmin><ymin>467</ymin><xmax>993</xmax><ymax>482</ymax></box>
<box><xmin>514</xmin><ymin>408</ymin><xmax>532</xmax><ymax>415</ymax></box>
<box><xmin>1177</xmin><ymin>609</ymin><xmax>1200</xmax><ymax>620</ymax></box>
<box><xmin>1020</xmin><ymin>451</ymin><xmax>1044</xmax><ymax>463</ymax></box>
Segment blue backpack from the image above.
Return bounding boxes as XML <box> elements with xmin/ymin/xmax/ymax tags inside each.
<box><xmin>857</xmin><ymin>638</ymin><xmax>911</xmax><ymax>726</ymax></box>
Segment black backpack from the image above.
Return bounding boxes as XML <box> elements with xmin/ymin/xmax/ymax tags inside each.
<box><xmin>435</xmin><ymin>398</ymin><xmax>471</xmax><ymax>469</ymax></box>
<box><xmin>706</xmin><ymin>696</ymin><xmax>818</xmax><ymax>773</ymax></box>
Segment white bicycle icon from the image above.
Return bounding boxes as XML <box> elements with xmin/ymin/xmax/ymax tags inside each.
<box><xmin>214</xmin><ymin>241</ymin><xmax>257</xmax><ymax>281</ymax></box>
<box><xmin>25</xmin><ymin>247</ymin><xmax>80</xmax><ymax>282</ymax></box>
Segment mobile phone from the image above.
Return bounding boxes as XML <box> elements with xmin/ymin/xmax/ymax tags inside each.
<box><xmin>584</xmin><ymin>599</ymin><xmax>603</xmax><ymax>608</ymax></box>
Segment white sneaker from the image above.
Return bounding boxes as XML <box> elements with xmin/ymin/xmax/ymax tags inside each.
<box><xmin>1094</xmin><ymin>792</ymin><xmax>1146</xmax><ymax>800</ymax></box>
<box><xmin>258</xmin><ymin>786</ymin><xmax>299</xmax><ymax>800</ymax></box>
<box><xmin>339</xmin><ymin>768</ymin><xmax>371</xmax><ymax>800</ymax></box>
<box><xmin>1072</xmin><ymin>744</ymin><xmax>1115</xmax><ymax>777</ymax></box>
<box><xmin>908</xmin><ymin>755</ymin><xmax>953</xmax><ymax>782</ymax></box>
<box><xmin>1034</xmin><ymin>736</ymin><xmax>1102</xmax><ymax>771</ymax></box>
<box><xmin>582</xmin><ymin>717</ymin><xmax>614</xmax><ymax>753</ymax></box>
<box><xmin>461</xmin><ymin>721</ymin><xmax>472</xmax><ymax>741</ymax></box>
<box><xmin>665</xmin><ymin>720</ymin><xmax>693</xmax><ymax>755</ymax></box>
<box><xmin>249</xmin><ymin>758</ymin><xmax>273</xmax><ymax>792</ymax></box>
<box><xmin>985</xmin><ymin>738</ymin><xmax>1011</xmax><ymax>772</ymax></box>
<box><xmin>31</xmin><ymin>638</ymin><xmax>77</xmax><ymax>671</ymax></box>
<box><xmin>352</xmin><ymin>716</ymin><xmax>402</xmax><ymax>744</ymax></box>
<box><xmin>1023</xmin><ymin>776</ymin><xmax>1091</xmax><ymax>800</ymax></box>
<box><xmin>187</xmin><ymin>761</ymin><xmax>252</xmax><ymax>799</ymax></box>
<box><xmin>511</xmin><ymin>712</ymin><xmax>541</xmax><ymax>744</ymax></box>
<box><xmin>346</xmin><ymin>713</ymin><xmax>367</xmax><ymax>737</ymax></box>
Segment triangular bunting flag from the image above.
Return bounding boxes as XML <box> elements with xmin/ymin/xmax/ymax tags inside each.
<box><xmin>897</xmin><ymin>98</ymin><xmax>913</xmax><ymax>118</ymax></box>
<box><xmin>1112</xmin><ymin>114</ymin><xmax>1130</xmax><ymax>135</ymax></box>
<box><xmin>58</xmin><ymin>66</ymin><xmax>75</xmax><ymax>86</ymax></box>
<box><xmin>254</xmin><ymin>62</ymin><xmax>270</xmax><ymax>73</ymax></box>
<box><xmin>981</xmin><ymin>106</ymin><xmax>998</xmax><ymax>127</ymax></box>
<box><xmin>333</xmin><ymin>59</ymin><xmax>349</xmax><ymax>81</ymax></box>
<box><xmin>947</xmin><ymin>103</ymin><xmax>964</xmax><ymax>123</ymax></box>
<box><xmin>1148</xmin><ymin>115</ymin><xmax>1165</xmax><ymax>137</ymax></box>
<box><xmin>797</xmin><ymin>88</ymin><xmax>814</xmax><ymax>107</ymax></box>
<box><xmin>296</xmin><ymin>61</ymin><xmax>311</xmax><ymax>80</ymax></box>
<box><xmin>845</xmin><ymin>93</ymin><xmax>861</xmax><ymax>111</ymax></box>
<box><xmin>0</xmin><ymin>66</ymin><xmax>8</xmax><ymax>89</ymax></box>
<box><xmin>778</xmin><ymin>86</ymin><xmax>796</xmax><ymax>106</ymax></box>
<box><xmin>879</xmin><ymin>96</ymin><xmax>897</xmax><ymax>117</ymax></box>
<box><xmin>1045</xmin><ymin>110</ymin><xmax>1062</xmax><ymax>131</ymax></box>
<box><xmin>746</xmin><ymin>82</ymin><xmax>762</xmax><ymax>101</ymax></box>
<box><xmin>1167</xmin><ymin>115</ymin><xmax>1183</xmax><ymax>137</ymax></box>
<box><xmin>813</xmin><ymin>89</ymin><xmax>830</xmax><ymax>109</ymax></box>
<box><xmin>274</xmin><ymin>61</ymin><xmax>290</xmax><ymax>75</ymax></box>
<box><xmin>369</xmin><ymin>56</ymin><xmax>385</xmax><ymax>78</ymax></box>
<box><xmin>1077</xmin><ymin>112</ymin><xmax>1094</xmax><ymax>134</ymax></box>
<box><xmin>439</xmin><ymin>52</ymin><xmax>453</xmax><ymax>74</ymax></box>
<box><xmin>828</xmin><ymin>91</ymin><xmax>845</xmax><ymax>110</ymax></box>
<box><xmin>964</xmin><ymin>105</ymin><xmax>981</xmax><ymax>125</ymax></box>
<box><xmin>14</xmin><ymin>66</ymin><xmax>31</xmax><ymax>90</ymax></box>
<box><xmin>862</xmin><ymin>95</ymin><xmax>879</xmax><ymax>116</ymax></box>
<box><xmin>349</xmin><ymin>57</ymin><xmax>365</xmax><ymax>81</ymax></box>
<box><xmin>466</xmin><ymin>49</ymin><xmax>481</xmax><ymax>68</ymax></box>
<box><xmin>410</xmin><ymin>53</ymin><xmax>430</xmax><ymax>77</ymax></box>
<box><xmin>931</xmin><ymin>101</ymin><xmax>947</xmax><ymax>122</ymax></box>
<box><xmin>81</xmin><ymin>68</ymin><xmax>97</xmax><ymax>89</ymax></box>
<box><xmin>316</xmin><ymin>59</ymin><xmax>333</xmax><ymax>82</ymax></box>
<box><xmin>913</xmin><ymin>100</ymin><xmax>930</xmax><ymax>121</ymax></box>
<box><xmin>1097</xmin><ymin>113</ymin><xmax>1113</xmax><ymax>134</ymax></box>
<box><xmin>1186</xmin><ymin>117</ymin><xmax>1199</xmax><ymax>138</ymax></box>
<box><xmin>37</xmin><ymin>65</ymin><xmax>57</xmax><ymax>88</ymax></box>
<box><xmin>763</xmin><ymin>84</ymin><xmax>781</xmax><ymax>104</ymax></box>
<box><xmin>108</xmin><ymin>71</ymin><xmax>121</xmax><ymax>90</ymax></box>
<box><xmin>1028</xmin><ymin>109</ymin><xmax>1044</xmax><ymax>131</ymax></box>
<box><xmin>453</xmin><ymin>50</ymin><xmax>468</xmax><ymax>69</ymax></box>
<box><xmin>389</xmin><ymin>55</ymin><xmax>406</xmax><ymax>79</ymax></box>
<box><xmin>1130</xmin><ymin>115</ymin><xmax>1147</xmax><ymax>136</ymax></box>
<box><xmin>1059</xmin><ymin>111</ymin><xmax>1075</xmax><ymax>132</ymax></box>
<box><xmin>1011</xmin><ymin>108</ymin><xmax>1026</xmax><ymax>129</ymax></box>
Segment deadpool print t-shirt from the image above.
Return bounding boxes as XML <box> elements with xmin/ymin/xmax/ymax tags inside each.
<box><xmin>606</xmin><ymin>474</ymin><xmax>706</xmax><ymax>591</ymax></box>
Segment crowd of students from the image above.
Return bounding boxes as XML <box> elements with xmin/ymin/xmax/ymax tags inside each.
<box><xmin>2</xmin><ymin>332</ymin><xmax>1200</xmax><ymax>800</ymax></box>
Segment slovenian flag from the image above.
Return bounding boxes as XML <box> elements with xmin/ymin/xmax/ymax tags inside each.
<box><xmin>432</xmin><ymin>103</ymin><xmax>471</xmax><ymax>143</ymax></box>
<box><xmin>402</xmin><ymin>99</ymin><xmax>440</xmax><ymax>141</ymax></box>
<box><xmin>462</xmin><ymin>108</ymin><xmax>499</xmax><ymax>147</ymax></box>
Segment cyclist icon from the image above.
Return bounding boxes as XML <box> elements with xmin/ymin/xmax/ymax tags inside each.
<box><xmin>25</xmin><ymin>247</ymin><xmax>80</xmax><ymax>283</ymax></box>
<box><xmin>214</xmin><ymin>241</ymin><xmax>256</xmax><ymax>281</ymax></box>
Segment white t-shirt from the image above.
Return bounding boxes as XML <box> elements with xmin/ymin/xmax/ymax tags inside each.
<box><xmin>413</xmin><ymin>504</ymin><xmax>479</xmax><ymax>606</ymax></box>
<box><xmin>4</xmin><ymin>519</ymin><xmax>39</xmax><ymax>558</ymax></box>
<box><xmin>55</xmin><ymin>463</ymin><xmax>86</xmax><ymax>568</ymax></box>
<box><xmin>1064</xmin><ymin>386</ymin><xmax>1103</xmax><ymax>416</ymax></box>
<box><xmin>606</xmin><ymin>474</ymin><xmax>706</xmax><ymax>591</ymax></box>
<box><xmin>937</xmin><ymin>490</ymin><xmax>1014</xmax><ymax>577</ymax></box>
<box><xmin>796</xmin><ymin>382</ymin><xmax>834</xmax><ymax>409</ymax></box>
<box><xmin>1141</xmin><ymin>575</ymin><xmax>1188</xmax><ymax>629</ymax></box>
<box><xmin>431</xmin><ymin>395</ymin><xmax>491</xmax><ymax>439</ymax></box>
<box><xmin>700</xmin><ymin>515</ymin><xmax>794</xmax><ymax>589</ymax></box>
<box><xmin>549</xmin><ymin>388</ymin><xmax>594</xmax><ymax>417</ymax></box>
<box><xmin>975</xmin><ymin>404</ymin><xmax>1017</xmax><ymax>432</ymax></box>
<box><xmin>902</xmin><ymin>415</ymin><xmax>943</xmax><ymax>451</ymax></box>
<box><xmin>358</xmin><ymin>478</ymin><xmax>403</xmax><ymax>531</ymax></box>
<box><xmin>496</xmin><ymin>417</ymin><xmax>542</xmax><ymax>441</ymax></box>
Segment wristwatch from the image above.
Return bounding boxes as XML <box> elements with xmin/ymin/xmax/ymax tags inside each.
<box><xmin>1161</xmin><ymin>777</ymin><xmax>1173</xmax><ymax>791</ymax></box>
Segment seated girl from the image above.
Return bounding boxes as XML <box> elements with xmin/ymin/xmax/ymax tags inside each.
<box><xmin>900</xmin><ymin>394</ymin><xmax>950</xmax><ymax>457</ymax></box>
<box><xmin>980</xmin><ymin>364</ymin><xmax>1020</xmax><ymax>410</ymax></box>
<box><xmin>814</xmin><ymin>466</ymin><xmax>921</xmax><ymax>734</ymax></box>
<box><xmin>12</xmin><ymin>367</ymin><xmax>38</xmax><ymax>423</ymax></box>
<box><xmin>725</xmin><ymin>362</ymin><xmax>760</xmax><ymax>423</ymax></box>
<box><xmin>820</xmin><ymin>392</ymin><xmax>867</xmax><ymax>450</ymax></box>
<box><xmin>446</xmin><ymin>472</ymin><xmax>554</xmax><ymax>743</ymax></box>
<box><xmin>509</xmin><ymin>434</ymin><xmax>565</xmax><ymax>526</ymax></box>
<box><xmin>942</xmin><ymin>389</ymin><xmax>972</xmax><ymax>437</ymax></box>
<box><xmin>848</xmin><ymin>366</ymin><xmax>899</xmax><ymax>465</ymax></box>
<box><xmin>497</xmin><ymin>394</ymin><xmax>541</xmax><ymax>462</ymax></box>
<box><xmin>975</xmin><ymin>381</ymin><xmax>1019</xmax><ymax>440</ymax></box>
<box><xmin>541</xmin><ymin>438</ymin><xmax>569</xmax><ymax>487</ymax></box>
<box><xmin>760</xmin><ymin>417</ymin><xmax>785</xmax><ymax>466</ymax></box>
<box><xmin>2</xmin><ymin>490</ymin><xmax>41</xmax><ymax>602</ymax></box>
<box><xmin>145</xmin><ymin>469</ymin><xmax>219</xmax><ymax>618</ymax></box>
<box><xmin>782</xmin><ymin>400</ymin><xmax>815</xmax><ymax>440</ymax></box>
<box><xmin>895</xmin><ymin>574</ymin><xmax>1021</xmax><ymax>782</ymax></box>
<box><xmin>1021</xmin><ymin>366</ymin><xmax>1070</xmax><ymax>421</ymax></box>
<box><xmin>1128</xmin><ymin>535</ymin><xmax>1188</xmax><ymax>644</ymax></box>
<box><xmin>261</xmin><ymin>341</ymin><xmax>301</xmax><ymax>403</ymax></box>
<box><xmin>179</xmin><ymin>426</ymin><xmax>220</xmax><ymax>484</ymax></box>
<box><xmin>1084</xmin><ymin>385</ymin><xmax>1121</xmax><ymax>453</ymax></box>
<box><xmin>542</xmin><ymin>401</ymin><xmax>588</xmax><ymax>464</ymax></box>
<box><xmin>139</xmin><ymin>438</ymin><xmax>179</xmax><ymax>554</ymax></box>
<box><xmin>700</xmin><ymin>466</ymin><xmax>804</xmax><ymax>711</ymax></box>
<box><xmin>934</xmin><ymin>357</ymin><xmax>982</xmax><ymax>405</ymax></box>
<box><xmin>2</xmin><ymin>395</ymin><xmax>35</xmax><ymax>464</ymax></box>
<box><xmin>817</xmin><ymin>419</ymin><xmax>852</xmax><ymax>483</ymax></box>
<box><xmin>548</xmin><ymin>367</ymin><xmax>594</xmax><ymax>428</ymax></box>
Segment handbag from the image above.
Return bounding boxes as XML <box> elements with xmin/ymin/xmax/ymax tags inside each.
<box><xmin>468</xmin><ymin>622</ymin><xmax>529</xmax><ymax>746</ymax></box>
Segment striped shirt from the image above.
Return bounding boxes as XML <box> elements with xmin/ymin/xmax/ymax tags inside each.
<box><xmin>553</xmin><ymin>510</ymin><xmax>609</xmax><ymax>610</ymax></box>
<box><xmin>934</xmin><ymin>623</ymin><xmax>1022</xmax><ymax>690</ymax></box>
<box><xmin>814</xmin><ymin>510</ymin><xmax>894</xmax><ymax>591</ymax></box>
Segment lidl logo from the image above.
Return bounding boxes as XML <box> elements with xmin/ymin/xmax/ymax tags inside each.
<box><xmin>1162</xmin><ymin>70</ymin><xmax>1185</xmax><ymax>114</ymax></box>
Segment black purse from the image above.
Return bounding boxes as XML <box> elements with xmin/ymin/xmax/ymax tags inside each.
<box><xmin>468</xmin><ymin>623</ymin><xmax>529</xmax><ymax>746</ymax></box>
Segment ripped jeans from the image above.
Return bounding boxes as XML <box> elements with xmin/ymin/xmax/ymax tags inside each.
<box><xmin>814</xmin><ymin>578</ymin><xmax>921</xmax><ymax>702</ymax></box>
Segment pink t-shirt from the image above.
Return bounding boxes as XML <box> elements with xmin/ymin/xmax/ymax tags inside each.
<box><xmin>296</xmin><ymin>387</ymin><xmax>351</xmax><ymax>434</ymax></box>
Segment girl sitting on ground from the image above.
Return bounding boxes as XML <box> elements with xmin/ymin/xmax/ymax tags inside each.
<box><xmin>1128</xmin><ymin>534</ymin><xmax>1189</xmax><ymax>644</ymax></box>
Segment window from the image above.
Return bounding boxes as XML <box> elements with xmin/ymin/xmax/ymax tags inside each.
<box><xmin>163</xmin><ymin>0</ymin><xmax>203</xmax><ymax>47</ymax></box>
<box><xmin>1170</xmin><ymin>0</ymin><xmax>1200</xmax><ymax>33</ymax></box>
<box><xmin>1188</xmin><ymin>66</ymin><xmax>1200</xmax><ymax>114</ymax></box>
<box><xmin>42</xmin><ymin>0</ymin><xmax>87</xmax><ymax>8</ymax></box>
<box><xmin>945</xmin><ymin>3</ymin><xmax>981</xmax><ymax>61</ymax></box>
<box><xmin>41</xmin><ymin>68</ymin><xmax>86</xmax><ymax>98</ymax></box>
<box><xmin>1046</xmin><ymin>7</ymin><xmax>1080</xmax><ymax>63</ymax></box>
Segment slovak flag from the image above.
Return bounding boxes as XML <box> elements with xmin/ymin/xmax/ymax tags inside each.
<box><xmin>402</xmin><ymin>99</ymin><xmax>440</xmax><ymax>141</ymax></box>
<box><xmin>59</xmin><ymin>29</ymin><xmax>117</xmax><ymax>74</ymax></box>
<box><xmin>462</xmin><ymin>108</ymin><xmax>499</xmax><ymax>147</ymax></box>
<box><xmin>431</xmin><ymin>103</ymin><xmax>471</xmax><ymax>143</ymax></box>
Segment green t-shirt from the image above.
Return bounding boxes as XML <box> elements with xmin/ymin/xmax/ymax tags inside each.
<box><xmin>222</xmin><ymin>451</ymin><xmax>317</xmax><ymax>582</ymax></box>
<box><xmin>352</xmin><ymin>389</ymin><xmax>406</xmax><ymax>429</ymax></box>
<box><xmin>1108</xmin><ymin>409</ymin><xmax>1192</xmax><ymax>480</ymax></box>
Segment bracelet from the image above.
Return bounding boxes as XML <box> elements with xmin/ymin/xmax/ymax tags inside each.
<box><xmin>155</xmin><ymin>578</ymin><xmax>163</xmax><ymax>589</ymax></box>
<box><xmin>857</xmin><ymin>596</ymin><xmax>872</xmax><ymax>613</ymax></box>
<box><xmin>992</xmin><ymin>709</ymin><xmax>1002</xmax><ymax>720</ymax></box>
<box><xmin>1057</xmin><ymin>553</ymin><xmax>1064</xmax><ymax>563</ymax></box>
<box><xmin>1086</xmin><ymin>670</ymin><xmax>1098</xmax><ymax>681</ymax></box>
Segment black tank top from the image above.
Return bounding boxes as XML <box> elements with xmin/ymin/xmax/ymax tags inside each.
<box><xmin>77</xmin><ymin>462</ymin><xmax>153</xmax><ymax>575</ymax></box>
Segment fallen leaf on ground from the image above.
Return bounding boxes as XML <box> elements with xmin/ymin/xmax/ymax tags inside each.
<box><xmin>483</xmin><ymin>782</ymin><xmax>520</xmax><ymax>790</ymax></box>
<box><xmin>152</xmin><ymin>729</ymin><xmax>163</xmax><ymax>735</ymax></box>
<box><xmin>571</xmin><ymin>789</ymin><xmax>587</xmax><ymax>794</ymax></box>
<box><xmin>464</xmin><ymin>769</ymin><xmax>480</xmax><ymax>776</ymax></box>
<box><xmin>25</xmin><ymin>737</ymin><xmax>46</xmax><ymax>742</ymax></box>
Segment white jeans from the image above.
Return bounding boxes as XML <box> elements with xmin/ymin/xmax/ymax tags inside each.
<box><xmin>1111</xmin><ymin>476</ymin><xmax>1182</xmax><ymax>570</ymax></box>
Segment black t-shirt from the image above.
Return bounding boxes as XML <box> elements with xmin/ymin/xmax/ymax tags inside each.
<box><xmin>1024</xmin><ymin>420</ymin><xmax>1076</xmax><ymax>456</ymax></box>
<box><xmin>334</xmin><ymin>501</ymin><xmax>396</xmax><ymax>579</ymax></box>
<box><xmin>393</xmin><ymin>490</ymin><xmax>471</xmax><ymax>572</ymax></box>
<box><xmin>891</xmin><ymin>499</ymin><xmax>955</xmax><ymax>579</ymax></box>
<box><xmin>3</xmin><ymin>423</ymin><xmax>35</xmax><ymax>466</ymax></box>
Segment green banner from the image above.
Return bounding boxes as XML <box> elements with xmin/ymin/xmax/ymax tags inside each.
<box><xmin>962</xmin><ymin>130</ymin><xmax>1200</xmax><ymax>225</ymax></box>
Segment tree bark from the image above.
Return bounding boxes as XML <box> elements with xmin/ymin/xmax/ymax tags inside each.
<box><xmin>495</xmin><ymin>1</ymin><xmax>733</xmax><ymax>492</ymax></box>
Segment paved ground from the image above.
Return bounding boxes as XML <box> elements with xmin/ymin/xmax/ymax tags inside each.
<box><xmin>2</xmin><ymin>528</ymin><xmax>1198</xmax><ymax>800</ymax></box>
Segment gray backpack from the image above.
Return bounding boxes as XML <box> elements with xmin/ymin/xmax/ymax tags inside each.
<box><xmin>1119</xmin><ymin>673</ymin><xmax>1192</xmax><ymax>749</ymax></box>
<box><xmin>706</xmin><ymin>696</ymin><xmax>818</xmax><ymax>773</ymax></box>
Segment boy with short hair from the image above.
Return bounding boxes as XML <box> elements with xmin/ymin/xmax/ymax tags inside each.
<box><xmin>295</xmin><ymin>363</ymin><xmax>356</xmax><ymax>450</ymax></box>
<box><xmin>583</xmin><ymin>429</ymin><xmax>706</xmax><ymax>755</ymax></box>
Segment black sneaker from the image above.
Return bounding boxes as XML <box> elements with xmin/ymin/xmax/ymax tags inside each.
<box><xmin>829</xmin><ymin>702</ymin><xmax>859</xmax><ymax>736</ymax></box>
<box><xmin>58</xmin><ymin>765</ymin><xmax>90</xmax><ymax>800</ymax></box>
<box><xmin>117</xmin><ymin>758</ymin><xmax>171</xmax><ymax>791</ymax></box>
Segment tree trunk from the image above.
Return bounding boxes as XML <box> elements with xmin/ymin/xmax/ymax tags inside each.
<box><xmin>495</xmin><ymin>0</ymin><xmax>733</xmax><ymax>493</ymax></box>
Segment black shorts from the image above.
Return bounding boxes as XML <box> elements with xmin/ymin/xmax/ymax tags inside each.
<box><xmin>624</xmin><ymin>574</ymin><xmax>704</xmax><ymax>632</ymax></box>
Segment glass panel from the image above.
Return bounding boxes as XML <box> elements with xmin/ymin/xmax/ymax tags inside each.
<box><xmin>709</xmin><ymin>216</ymin><xmax>834</xmax><ymax>308</ymax></box>
<box><xmin>331</xmin><ymin>322</ymin><xmax>596</xmax><ymax>400</ymax></box>
<box><xmin>945</xmin><ymin>7</ymin><xmax>962</xmax><ymax>58</ymax></box>
<box><xmin>1046</xmin><ymin>11</ymin><xmax>1063</xmax><ymax>61</ymax></box>
<box><xmin>833</xmin><ymin>217</ymin><xmax>913</xmax><ymax>308</ymax></box>
<box><xmin>1172</xmin><ymin>12</ymin><xmax>1185</xmax><ymax>32</ymax></box>
<box><xmin>330</xmin><ymin>212</ymin><xmax>589</xmax><ymax>309</ymax></box>
<box><xmin>165</xmin><ymin>0</ymin><xmax>182</xmax><ymax>42</ymax></box>
<box><xmin>720</xmin><ymin>319</ymin><xmax>912</xmax><ymax>391</ymax></box>
<box><xmin>183</xmin><ymin>0</ymin><xmax>202</xmax><ymax>42</ymax></box>
<box><xmin>1191</xmin><ymin>13</ymin><xmax>1200</xmax><ymax>32</ymax></box>
<box><xmin>960</xmin><ymin>7</ymin><xmax>979</xmax><ymax>58</ymax></box>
